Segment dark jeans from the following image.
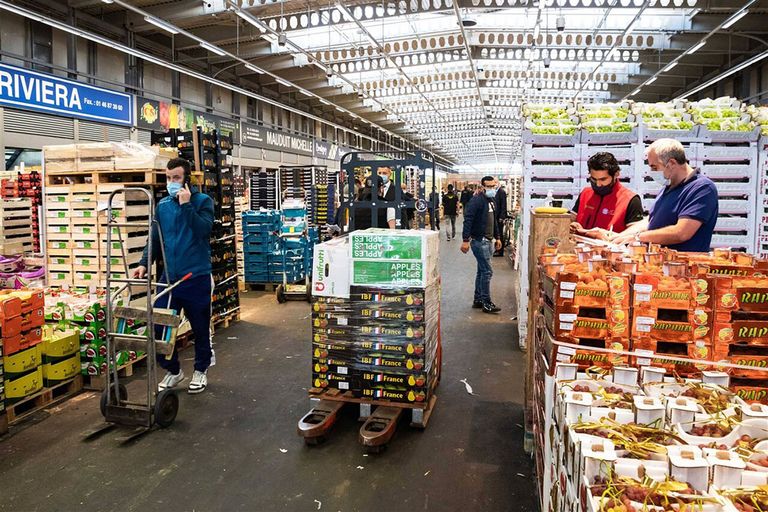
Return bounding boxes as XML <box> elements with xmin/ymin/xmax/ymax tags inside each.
<box><xmin>429</xmin><ymin>209</ymin><xmax>440</xmax><ymax>230</ymax></box>
<box><xmin>155</xmin><ymin>274</ymin><xmax>213</xmax><ymax>374</ymax></box>
<box><xmin>470</xmin><ymin>238</ymin><xmax>493</xmax><ymax>304</ymax></box>
<box><xmin>446</xmin><ymin>215</ymin><xmax>457</xmax><ymax>238</ymax></box>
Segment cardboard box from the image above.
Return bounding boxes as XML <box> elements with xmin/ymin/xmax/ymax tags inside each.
<box><xmin>311</xmin><ymin>236</ymin><xmax>350</xmax><ymax>298</ymax></box>
<box><xmin>349</xmin><ymin>229</ymin><xmax>439</xmax><ymax>288</ymax></box>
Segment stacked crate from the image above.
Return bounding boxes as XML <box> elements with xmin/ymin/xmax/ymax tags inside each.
<box><xmin>44</xmin><ymin>185</ymin><xmax>149</xmax><ymax>289</ymax></box>
<box><xmin>235</xmin><ymin>196</ymin><xmax>247</xmax><ymax>289</ymax></box>
<box><xmin>697</xmin><ymin>141</ymin><xmax>759</xmax><ymax>252</ymax></box>
<box><xmin>0</xmin><ymin>199</ymin><xmax>34</xmax><ymax>255</ymax></box>
<box><xmin>755</xmin><ymin>135</ymin><xmax>768</xmax><ymax>258</ymax></box>
<box><xmin>630</xmin><ymin>273</ymin><xmax>715</xmax><ymax>376</ymax></box>
<box><xmin>241</xmin><ymin>210</ymin><xmax>282</xmax><ymax>284</ymax></box>
<box><xmin>2</xmin><ymin>171</ymin><xmax>43</xmax><ymax>253</ymax></box>
<box><xmin>250</xmin><ymin>169</ymin><xmax>278</xmax><ymax>210</ymax></box>
<box><xmin>711</xmin><ymin>274</ymin><xmax>768</xmax><ymax>404</ymax></box>
<box><xmin>2</xmin><ymin>290</ymin><xmax>45</xmax><ymax>406</ymax></box>
<box><xmin>308</xmin><ymin>184</ymin><xmax>336</xmax><ymax>234</ymax></box>
<box><xmin>519</xmin><ymin>136</ymin><xmax>581</xmax><ymax>345</ymax></box>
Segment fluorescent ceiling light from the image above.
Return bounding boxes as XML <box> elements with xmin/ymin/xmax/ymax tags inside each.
<box><xmin>630</xmin><ymin>88</ymin><xmax>641</xmax><ymax>96</ymax></box>
<box><xmin>663</xmin><ymin>61</ymin><xmax>678</xmax><ymax>72</ymax></box>
<box><xmin>299</xmin><ymin>90</ymin><xmax>313</xmax><ymax>97</ymax></box>
<box><xmin>144</xmin><ymin>16</ymin><xmax>179</xmax><ymax>34</ymax></box>
<box><xmin>276</xmin><ymin>78</ymin><xmax>291</xmax><ymax>87</ymax></box>
<box><xmin>677</xmin><ymin>47</ymin><xmax>768</xmax><ymax>100</ymax></box>
<box><xmin>687</xmin><ymin>40</ymin><xmax>706</xmax><ymax>55</ymax></box>
<box><xmin>722</xmin><ymin>9</ymin><xmax>748</xmax><ymax>29</ymax></box>
<box><xmin>647</xmin><ymin>76</ymin><xmax>657</xmax><ymax>84</ymax></box>
<box><xmin>232</xmin><ymin>8</ymin><xmax>268</xmax><ymax>32</ymax></box>
<box><xmin>320</xmin><ymin>99</ymin><xmax>331</xmax><ymax>105</ymax></box>
<box><xmin>102</xmin><ymin>0</ymin><xmax>114</xmax><ymax>3</ymax></box>
<box><xmin>336</xmin><ymin>107</ymin><xmax>345</xmax><ymax>112</ymax></box>
<box><xmin>200</xmin><ymin>41</ymin><xmax>226</xmax><ymax>56</ymax></box>
<box><xmin>244</xmin><ymin>63</ymin><xmax>264</xmax><ymax>74</ymax></box>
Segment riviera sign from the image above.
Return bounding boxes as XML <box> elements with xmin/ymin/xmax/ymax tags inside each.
<box><xmin>0</xmin><ymin>63</ymin><xmax>133</xmax><ymax>126</ymax></box>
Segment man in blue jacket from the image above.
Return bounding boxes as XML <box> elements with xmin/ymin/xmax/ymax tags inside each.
<box><xmin>135</xmin><ymin>158</ymin><xmax>215</xmax><ymax>394</ymax></box>
<box><xmin>460</xmin><ymin>176</ymin><xmax>502</xmax><ymax>314</ymax></box>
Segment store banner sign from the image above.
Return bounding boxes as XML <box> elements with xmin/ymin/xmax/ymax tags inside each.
<box><xmin>0</xmin><ymin>63</ymin><xmax>133</xmax><ymax>126</ymax></box>
<box><xmin>136</xmin><ymin>96</ymin><xmax>239</xmax><ymax>137</ymax></box>
<box><xmin>241</xmin><ymin>123</ymin><xmax>313</xmax><ymax>156</ymax></box>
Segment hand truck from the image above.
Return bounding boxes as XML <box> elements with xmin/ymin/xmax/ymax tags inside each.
<box><xmin>85</xmin><ymin>187</ymin><xmax>189</xmax><ymax>441</ymax></box>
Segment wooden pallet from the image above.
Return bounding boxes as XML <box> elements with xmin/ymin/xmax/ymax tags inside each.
<box><xmin>82</xmin><ymin>353</ymin><xmax>148</xmax><ymax>391</ymax></box>
<box><xmin>212</xmin><ymin>310</ymin><xmax>240</xmax><ymax>331</ymax></box>
<box><xmin>46</xmin><ymin>169</ymin><xmax>163</xmax><ymax>186</ymax></box>
<box><xmin>246</xmin><ymin>283</ymin><xmax>280</xmax><ymax>292</ymax></box>
<box><xmin>6</xmin><ymin>375</ymin><xmax>83</xmax><ymax>424</ymax></box>
<box><xmin>0</xmin><ymin>412</ymin><xmax>8</xmax><ymax>436</ymax></box>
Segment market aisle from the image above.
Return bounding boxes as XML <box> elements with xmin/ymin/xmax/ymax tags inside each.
<box><xmin>0</xmin><ymin>224</ymin><xmax>536</xmax><ymax>512</ymax></box>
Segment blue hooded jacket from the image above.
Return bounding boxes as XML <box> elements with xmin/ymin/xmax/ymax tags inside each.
<box><xmin>139</xmin><ymin>189</ymin><xmax>214</xmax><ymax>282</ymax></box>
<box><xmin>462</xmin><ymin>192</ymin><xmax>500</xmax><ymax>242</ymax></box>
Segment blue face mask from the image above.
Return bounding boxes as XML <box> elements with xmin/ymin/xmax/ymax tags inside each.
<box><xmin>485</xmin><ymin>188</ymin><xmax>497</xmax><ymax>199</ymax></box>
<box><xmin>380</xmin><ymin>175</ymin><xmax>390</xmax><ymax>185</ymax></box>
<box><xmin>167</xmin><ymin>182</ymin><xmax>183</xmax><ymax>198</ymax></box>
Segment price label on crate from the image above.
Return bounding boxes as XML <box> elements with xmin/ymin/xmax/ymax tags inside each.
<box><xmin>337</xmin><ymin>366</ymin><xmax>348</xmax><ymax>375</ymax></box>
<box><xmin>633</xmin><ymin>284</ymin><xmax>653</xmax><ymax>303</ymax></box>
<box><xmin>559</xmin><ymin>281</ymin><xmax>577</xmax><ymax>299</ymax></box>
<box><xmin>635</xmin><ymin>349</ymin><xmax>653</xmax><ymax>366</ymax></box>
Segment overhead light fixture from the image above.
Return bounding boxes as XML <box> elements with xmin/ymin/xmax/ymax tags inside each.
<box><xmin>533</xmin><ymin>24</ymin><xmax>540</xmax><ymax>40</ymax></box>
<box><xmin>102</xmin><ymin>0</ymin><xmax>114</xmax><ymax>3</ymax></box>
<box><xmin>244</xmin><ymin>63</ymin><xmax>264</xmax><ymax>74</ymax></box>
<box><xmin>143</xmin><ymin>16</ymin><xmax>179</xmax><ymax>34</ymax></box>
<box><xmin>275</xmin><ymin>78</ymin><xmax>291</xmax><ymax>87</ymax></box>
<box><xmin>647</xmin><ymin>76</ymin><xmax>658</xmax><ymax>84</ymax></box>
<box><xmin>663</xmin><ymin>61</ymin><xmax>678</xmax><ymax>72</ymax></box>
<box><xmin>299</xmin><ymin>90</ymin><xmax>313</xmax><ymax>97</ymax></box>
<box><xmin>722</xmin><ymin>9</ymin><xmax>749</xmax><ymax>29</ymax></box>
<box><xmin>460</xmin><ymin>10</ymin><xmax>477</xmax><ymax>27</ymax></box>
<box><xmin>677</xmin><ymin>46</ymin><xmax>768</xmax><ymax>100</ymax></box>
<box><xmin>630</xmin><ymin>88</ymin><xmax>641</xmax><ymax>97</ymax></box>
<box><xmin>200</xmin><ymin>41</ymin><xmax>226</xmax><ymax>57</ymax></box>
<box><xmin>556</xmin><ymin>16</ymin><xmax>565</xmax><ymax>32</ymax></box>
<box><xmin>687</xmin><ymin>40</ymin><xmax>706</xmax><ymax>55</ymax></box>
<box><xmin>320</xmin><ymin>99</ymin><xmax>331</xmax><ymax>105</ymax></box>
<box><xmin>336</xmin><ymin>107</ymin><xmax>345</xmax><ymax>112</ymax></box>
<box><xmin>278</xmin><ymin>33</ymin><xmax>287</xmax><ymax>47</ymax></box>
<box><xmin>232</xmin><ymin>7</ymin><xmax>268</xmax><ymax>33</ymax></box>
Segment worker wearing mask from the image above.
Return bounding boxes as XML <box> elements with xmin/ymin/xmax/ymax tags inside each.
<box><xmin>612</xmin><ymin>139</ymin><xmax>718</xmax><ymax>251</ymax></box>
<box><xmin>570</xmin><ymin>152</ymin><xmax>643</xmax><ymax>241</ymax></box>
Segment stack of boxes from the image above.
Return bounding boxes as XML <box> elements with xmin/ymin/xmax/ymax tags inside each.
<box><xmin>310</xmin><ymin>229</ymin><xmax>440</xmax><ymax>404</ymax></box>
<box><xmin>235</xmin><ymin>196</ymin><xmax>247</xmax><ymax>289</ymax></box>
<box><xmin>2</xmin><ymin>290</ymin><xmax>45</xmax><ymax>405</ymax></box>
<box><xmin>45</xmin><ymin>291</ymin><xmax>142</xmax><ymax>381</ymax></box>
<box><xmin>1</xmin><ymin>170</ymin><xmax>43</xmax><ymax>253</ymax></box>
<box><xmin>712</xmin><ymin>273</ymin><xmax>768</xmax><ymax>403</ymax></box>
<box><xmin>45</xmin><ymin>185</ymin><xmax>149</xmax><ymax>289</ymax></box>
<box><xmin>308</xmin><ymin>184</ymin><xmax>336</xmax><ymax>236</ymax></box>
<box><xmin>250</xmin><ymin>170</ymin><xmax>278</xmax><ymax>210</ymax></box>
<box><xmin>241</xmin><ymin>210</ymin><xmax>281</xmax><ymax>284</ymax></box>
<box><xmin>0</xmin><ymin>199</ymin><xmax>34</xmax><ymax>255</ymax></box>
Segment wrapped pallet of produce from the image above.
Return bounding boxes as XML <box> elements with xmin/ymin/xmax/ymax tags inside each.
<box><xmin>522</xmin><ymin>102</ymin><xmax>580</xmax><ymax>144</ymax></box>
<box><xmin>690</xmin><ymin>97</ymin><xmax>760</xmax><ymax>142</ymax></box>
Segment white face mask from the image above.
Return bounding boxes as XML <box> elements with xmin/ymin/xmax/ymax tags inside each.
<box><xmin>650</xmin><ymin>172</ymin><xmax>670</xmax><ymax>188</ymax></box>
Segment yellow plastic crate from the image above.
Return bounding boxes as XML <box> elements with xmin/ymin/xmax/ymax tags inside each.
<box><xmin>5</xmin><ymin>367</ymin><xmax>43</xmax><ymax>399</ymax></box>
<box><xmin>40</xmin><ymin>328</ymin><xmax>80</xmax><ymax>358</ymax></box>
<box><xmin>3</xmin><ymin>345</ymin><xmax>41</xmax><ymax>375</ymax></box>
<box><xmin>42</xmin><ymin>354</ymin><xmax>80</xmax><ymax>381</ymax></box>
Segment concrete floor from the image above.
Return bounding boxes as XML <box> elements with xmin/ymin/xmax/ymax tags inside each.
<box><xmin>0</xmin><ymin>225</ymin><xmax>537</xmax><ymax>512</ymax></box>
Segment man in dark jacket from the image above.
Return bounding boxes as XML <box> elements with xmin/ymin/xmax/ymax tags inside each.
<box><xmin>442</xmin><ymin>184</ymin><xmax>460</xmax><ymax>241</ymax></box>
<box><xmin>493</xmin><ymin>182</ymin><xmax>508</xmax><ymax>257</ymax></box>
<box><xmin>428</xmin><ymin>186</ymin><xmax>440</xmax><ymax>231</ymax></box>
<box><xmin>459</xmin><ymin>185</ymin><xmax>473</xmax><ymax>214</ymax></box>
<box><xmin>460</xmin><ymin>176</ymin><xmax>502</xmax><ymax>314</ymax></box>
<box><xmin>136</xmin><ymin>158</ymin><xmax>215</xmax><ymax>394</ymax></box>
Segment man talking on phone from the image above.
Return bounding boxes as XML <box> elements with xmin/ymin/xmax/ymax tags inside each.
<box><xmin>135</xmin><ymin>157</ymin><xmax>215</xmax><ymax>394</ymax></box>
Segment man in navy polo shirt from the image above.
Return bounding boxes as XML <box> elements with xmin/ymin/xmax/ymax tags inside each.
<box><xmin>613</xmin><ymin>139</ymin><xmax>718</xmax><ymax>251</ymax></box>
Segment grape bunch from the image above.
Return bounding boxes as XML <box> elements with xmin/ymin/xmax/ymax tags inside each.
<box><xmin>571</xmin><ymin>384</ymin><xmax>592</xmax><ymax>393</ymax></box>
<box><xmin>688</xmin><ymin>423</ymin><xmax>731</xmax><ymax>437</ymax></box>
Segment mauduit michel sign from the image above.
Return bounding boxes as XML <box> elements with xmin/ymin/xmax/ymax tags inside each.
<box><xmin>241</xmin><ymin>123</ymin><xmax>313</xmax><ymax>156</ymax></box>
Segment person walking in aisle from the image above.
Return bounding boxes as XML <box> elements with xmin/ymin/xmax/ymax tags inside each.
<box><xmin>459</xmin><ymin>185</ymin><xmax>473</xmax><ymax>214</ymax></box>
<box><xmin>493</xmin><ymin>182</ymin><xmax>508</xmax><ymax>257</ymax></box>
<box><xmin>135</xmin><ymin>157</ymin><xmax>215</xmax><ymax>394</ymax></box>
<box><xmin>442</xmin><ymin>184</ymin><xmax>460</xmax><ymax>241</ymax></box>
<box><xmin>460</xmin><ymin>176</ymin><xmax>502</xmax><ymax>314</ymax></box>
<box><xmin>428</xmin><ymin>186</ymin><xmax>440</xmax><ymax>231</ymax></box>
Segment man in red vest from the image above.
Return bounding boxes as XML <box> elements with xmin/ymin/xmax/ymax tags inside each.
<box><xmin>570</xmin><ymin>152</ymin><xmax>643</xmax><ymax>240</ymax></box>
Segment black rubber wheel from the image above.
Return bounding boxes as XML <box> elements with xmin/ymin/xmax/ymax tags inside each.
<box><xmin>305</xmin><ymin>278</ymin><xmax>313</xmax><ymax>302</ymax></box>
<box><xmin>154</xmin><ymin>389</ymin><xmax>179</xmax><ymax>428</ymax></box>
<box><xmin>276</xmin><ymin>285</ymin><xmax>287</xmax><ymax>303</ymax></box>
<box><xmin>99</xmin><ymin>383</ymin><xmax>127</xmax><ymax>417</ymax></box>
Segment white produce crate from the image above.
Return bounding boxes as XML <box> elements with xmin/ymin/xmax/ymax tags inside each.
<box><xmin>525</xmin><ymin>145</ymin><xmax>579</xmax><ymax>163</ymax></box>
<box><xmin>697</xmin><ymin>144</ymin><xmax>758</xmax><ymax>163</ymax></box>
<box><xmin>715</xmin><ymin>216</ymin><xmax>754</xmax><ymax>232</ymax></box>
<box><xmin>527</xmin><ymin>163</ymin><xmax>581</xmax><ymax>179</ymax></box>
<box><xmin>580</xmin><ymin>145</ymin><xmax>635</xmax><ymax>163</ymax></box>
<box><xmin>699</xmin><ymin>164</ymin><xmax>757</xmax><ymax>179</ymax></box>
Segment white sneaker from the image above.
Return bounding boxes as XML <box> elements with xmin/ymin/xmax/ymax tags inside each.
<box><xmin>158</xmin><ymin>370</ymin><xmax>185</xmax><ymax>391</ymax></box>
<box><xmin>188</xmin><ymin>370</ymin><xmax>208</xmax><ymax>394</ymax></box>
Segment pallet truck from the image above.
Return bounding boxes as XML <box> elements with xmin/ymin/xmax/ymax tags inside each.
<box><xmin>84</xmin><ymin>187</ymin><xmax>188</xmax><ymax>443</ymax></box>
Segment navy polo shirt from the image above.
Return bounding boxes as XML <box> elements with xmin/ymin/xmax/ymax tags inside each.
<box><xmin>648</xmin><ymin>170</ymin><xmax>718</xmax><ymax>252</ymax></box>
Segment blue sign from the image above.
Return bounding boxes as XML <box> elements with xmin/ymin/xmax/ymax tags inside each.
<box><xmin>0</xmin><ymin>63</ymin><xmax>133</xmax><ymax>126</ymax></box>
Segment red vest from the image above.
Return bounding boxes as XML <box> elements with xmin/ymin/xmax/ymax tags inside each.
<box><xmin>575</xmin><ymin>182</ymin><xmax>637</xmax><ymax>232</ymax></box>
